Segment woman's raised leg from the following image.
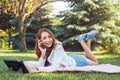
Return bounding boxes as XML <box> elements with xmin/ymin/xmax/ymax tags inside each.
<box><xmin>80</xmin><ymin>40</ymin><xmax>98</xmax><ymax>65</ymax></box>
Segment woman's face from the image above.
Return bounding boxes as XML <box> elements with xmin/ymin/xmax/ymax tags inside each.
<box><xmin>40</xmin><ymin>31</ymin><xmax>53</xmax><ymax>48</ymax></box>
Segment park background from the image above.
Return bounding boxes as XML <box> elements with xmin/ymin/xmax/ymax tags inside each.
<box><xmin>0</xmin><ymin>0</ymin><xmax>120</xmax><ymax>80</ymax></box>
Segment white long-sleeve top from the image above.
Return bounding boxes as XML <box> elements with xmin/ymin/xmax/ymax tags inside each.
<box><xmin>37</xmin><ymin>41</ymin><xmax>76</xmax><ymax>71</ymax></box>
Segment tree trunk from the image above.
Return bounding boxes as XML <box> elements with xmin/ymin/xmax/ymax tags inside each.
<box><xmin>19</xmin><ymin>31</ymin><xmax>27</xmax><ymax>52</ymax></box>
<box><xmin>18</xmin><ymin>16</ymin><xmax>27</xmax><ymax>52</ymax></box>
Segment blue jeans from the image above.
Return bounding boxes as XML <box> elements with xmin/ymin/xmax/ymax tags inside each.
<box><xmin>68</xmin><ymin>54</ymin><xmax>92</xmax><ymax>66</ymax></box>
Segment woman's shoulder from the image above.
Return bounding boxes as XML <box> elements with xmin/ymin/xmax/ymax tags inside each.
<box><xmin>54</xmin><ymin>40</ymin><xmax>63</xmax><ymax>49</ymax></box>
<box><xmin>55</xmin><ymin>39</ymin><xmax>62</xmax><ymax>45</ymax></box>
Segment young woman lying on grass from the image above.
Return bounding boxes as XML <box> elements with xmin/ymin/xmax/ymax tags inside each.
<box><xmin>24</xmin><ymin>28</ymin><xmax>99</xmax><ymax>72</ymax></box>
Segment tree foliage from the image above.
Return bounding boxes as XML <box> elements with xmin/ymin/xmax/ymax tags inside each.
<box><xmin>60</xmin><ymin>0</ymin><xmax>120</xmax><ymax>52</ymax></box>
<box><xmin>0</xmin><ymin>0</ymin><xmax>15</xmax><ymax>31</ymax></box>
<box><xmin>1</xmin><ymin>0</ymin><xmax>57</xmax><ymax>52</ymax></box>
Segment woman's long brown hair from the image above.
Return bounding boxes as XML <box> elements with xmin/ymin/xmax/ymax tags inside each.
<box><xmin>35</xmin><ymin>28</ymin><xmax>56</xmax><ymax>63</ymax></box>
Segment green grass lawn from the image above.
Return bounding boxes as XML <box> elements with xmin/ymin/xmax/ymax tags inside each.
<box><xmin>0</xmin><ymin>50</ymin><xmax>120</xmax><ymax>80</ymax></box>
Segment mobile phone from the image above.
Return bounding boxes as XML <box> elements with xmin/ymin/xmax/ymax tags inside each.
<box><xmin>38</xmin><ymin>40</ymin><xmax>45</xmax><ymax>49</ymax></box>
<box><xmin>40</xmin><ymin>43</ymin><xmax>45</xmax><ymax>49</ymax></box>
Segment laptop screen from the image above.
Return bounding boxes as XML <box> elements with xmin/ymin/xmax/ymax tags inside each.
<box><xmin>4</xmin><ymin>60</ymin><xmax>29</xmax><ymax>74</ymax></box>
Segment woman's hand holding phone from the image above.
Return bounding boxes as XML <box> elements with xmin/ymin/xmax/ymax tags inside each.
<box><xmin>38</xmin><ymin>40</ymin><xmax>46</xmax><ymax>58</ymax></box>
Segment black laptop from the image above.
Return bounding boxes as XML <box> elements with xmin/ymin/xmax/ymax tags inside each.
<box><xmin>4</xmin><ymin>60</ymin><xmax>29</xmax><ymax>74</ymax></box>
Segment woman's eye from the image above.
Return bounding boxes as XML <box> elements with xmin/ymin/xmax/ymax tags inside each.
<box><xmin>48</xmin><ymin>35</ymin><xmax>52</xmax><ymax>38</ymax></box>
<box><xmin>42</xmin><ymin>35</ymin><xmax>52</xmax><ymax>40</ymax></box>
<box><xmin>43</xmin><ymin>37</ymin><xmax>46</xmax><ymax>40</ymax></box>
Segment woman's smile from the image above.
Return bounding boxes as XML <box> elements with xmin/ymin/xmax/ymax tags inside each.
<box><xmin>44</xmin><ymin>42</ymin><xmax>52</xmax><ymax>48</ymax></box>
